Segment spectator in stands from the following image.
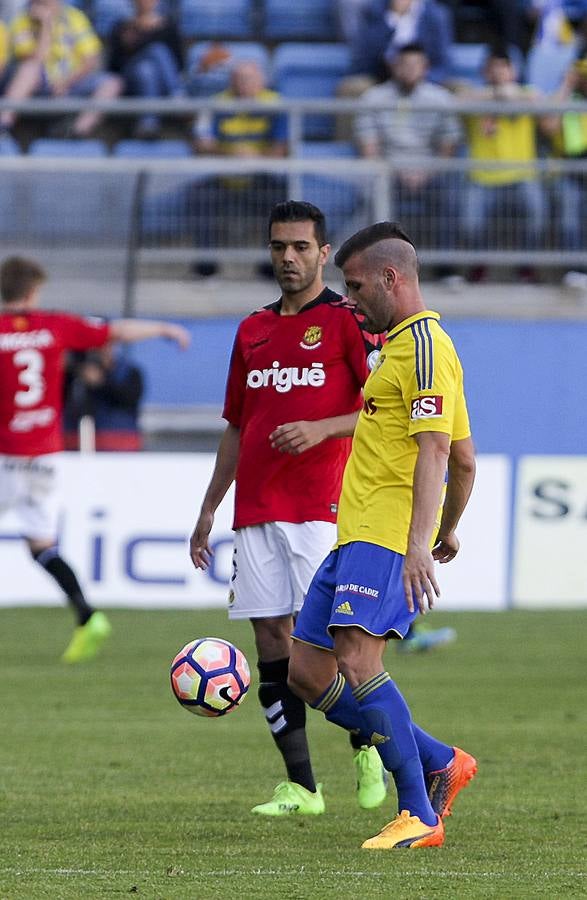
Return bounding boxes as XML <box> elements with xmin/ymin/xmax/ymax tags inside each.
<box><xmin>458</xmin><ymin>47</ymin><xmax>547</xmax><ymax>282</ymax></box>
<box><xmin>355</xmin><ymin>43</ymin><xmax>462</xmax><ymax>284</ymax></box>
<box><xmin>107</xmin><ymin>0</ymin><xmax>183</xmax><ymax>140</ymax></box>
<box><xmin>348</xmin><ymin>0</ymin><xmax>454</xmax><ymax>86</ymax></box>
<box><xmin>190</xmin><ymin>60</ymin><xmax>288</xmax><ymax>277</ymax></box>
<box><xmin>63</xmin><ymin>344</ymin><xmax>144</xmax><ymax>451</ymax></box>
<box><xmin>541</xmin><ymin>53</ymin><xmax>587</xmax><ymax>289</ymax></box>
<box><xmin>0</xmin><ymin>0</ymin><xmax>121</xmax><ymax>138</ymax></box>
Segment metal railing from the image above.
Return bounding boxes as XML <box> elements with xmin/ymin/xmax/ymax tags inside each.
<box><xmin>0</xmin><ymin>97</ymin><xmax>586</xmax><ymax>313</ymax></box>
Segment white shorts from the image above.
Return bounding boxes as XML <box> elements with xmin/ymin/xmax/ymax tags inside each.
<box><xmin>0</xmin><ymin>453</ymin><xmax>60</xmax><ymax>541</ymax></box>
<box><xmin>227</xmin><ymin>520</ymin><xmax>337</xmax><ymax>620</ymax></box>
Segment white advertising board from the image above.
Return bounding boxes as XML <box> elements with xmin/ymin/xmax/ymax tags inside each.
<box><xmin>512</xmin><ymin>456</ymin><xmax>587</xmax><ymax>607</ymax></box>
<box><xmin>0</xmin><ymin>452</ymin><xmax>509</xmax><ymax>610</ymax></box>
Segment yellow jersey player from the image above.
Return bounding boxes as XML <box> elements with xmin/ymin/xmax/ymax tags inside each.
<box><xmin>289</xmin><ymin>221</ymin><xmax>477</xmax><ymax>849</ymax></box>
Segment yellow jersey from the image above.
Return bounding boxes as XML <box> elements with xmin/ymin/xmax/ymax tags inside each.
<box><xmin>466</xmin><ymin>107</ymin><xmax>537</xmax><ymax>186</ymax></box>
<box><xmin>10</xmin><ymin>6</ymin><xmax>101</xmax><ymax>85</ymax></box>
<box><xmin>336</xmin><ymin>311</ymin><xmax>470</xmax><ymax>555</ymax></box>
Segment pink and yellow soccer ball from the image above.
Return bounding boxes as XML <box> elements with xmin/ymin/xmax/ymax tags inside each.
<box><xmin>170</xmin><ymin>637</ymin><xmax>250</xmax><ymax>717</ymax></box>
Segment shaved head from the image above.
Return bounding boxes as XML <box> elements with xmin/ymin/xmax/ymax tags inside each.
<box><xmin>334</xmin><ymin>221</ymin><xmax>417</xmax><ymax>272</ymax></box>
<box><xmin>360</xmin><ymin>237</ymin><xmax>419</xmax><ymax>281</ymax></box>
<box><xmin>337</xmin><ymin>222</ymin><xmax>424</xmax><ymax>332</ymax></box>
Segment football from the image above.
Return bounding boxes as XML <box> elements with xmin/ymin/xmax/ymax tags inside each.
<box><xmin>170</xmin><ymin>637</ymin><xmax>250</xmax><ymax>717</ymax></box>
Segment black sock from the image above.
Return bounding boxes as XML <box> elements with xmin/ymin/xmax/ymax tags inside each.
<box><xmin>32</xmin><ymin>547</ymin><xmax>94</xmax><ymax>626</ymax></box>
<box><xmin>258</xmin><ymin>657</ymin><xmax>316</xmax><ymax>793</ymax></box>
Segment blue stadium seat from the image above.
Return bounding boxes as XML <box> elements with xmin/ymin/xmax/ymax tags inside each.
<box><xmin>297</xmin><ymin>140</ymin><xmax>357</xmax><ymax>158</ymax></box>
<box><xmin>90</xmin><ymin>0</ymin><xmax>133</xmax><ymax>36</ymax></box>
<box><xmin>446</xmin><ymin>43</ymin><xmax>487</xmax><ymax>85</ymax></box>
<box><xmin>525</xmin><ymin>43</ymin><xmax>577</xmax><ymax>93</ymax></box>
<box><xmin>185</xmin><ymin>42</ymin><xmax>271</xmax><ymax>97</ymax></box>
<box><xmin>28</xmin><ymin>138</ymin><xmax>108</xmax><ymax>157</ymax></box>
<box><xmin>264</xmin><ymin>0</ymin><xmax>335</xmax><ymax>40</ymax></box>
<box><xmin>178</xmin><ymin>0</ymin><xmax>253</xmax><ymax>39</ymax></box>
<box><xmin>113</xmin><ymin>140</ymin><xmax>192</xmax><ymax>158</ymax></box>
<box><xmin>0</xmin><ymin>134</ymin><xmax>21</xmax><ymax>156</ymax></box>
<box><xmin>273</xmin><ymin>43</ymin><xmax>352</xmax><ymax>139</ymax></box>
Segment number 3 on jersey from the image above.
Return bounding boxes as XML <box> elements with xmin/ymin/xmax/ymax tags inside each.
<box><xmin>13</xmin><ymin>348</ymin><xmax>46</xmax><ymax>407</ymax></box>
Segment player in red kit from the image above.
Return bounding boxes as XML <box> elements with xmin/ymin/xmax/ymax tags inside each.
<box><xmin>0</xmin><ymin>256</ymin><xmax>190</xmax><ymax>662</ymax></box>
<box><xmin>189</xmin><ymin>202</ymin><xmax>388</xmax><ymax>816</ymax></box>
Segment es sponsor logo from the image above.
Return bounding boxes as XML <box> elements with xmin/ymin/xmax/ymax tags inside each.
<box><xmin>410</xmin><ymin>395</ymin><xmax>443</xmax><ymax>419</ymax></box>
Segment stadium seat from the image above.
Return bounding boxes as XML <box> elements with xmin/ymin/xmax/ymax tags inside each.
<box><xmin>297</xmin><ymin>140</ymin><xmax>357</xmax><ymax>158</ymax></box>
<box><xmin>273</xmin><ymin>43</ymin><xmax>352</xmax><ymax>139</ymax></box>
<box><xmin>525</xmin><ymin>43</ymin><xmax>577</xmax><ymax>93</ymax></box>
<box><xmin>178</xmin><ymin>0</ymin><xmax>253</xmax><ymax>39</ymax></box>
<box><xmin>264</xmin><ymin>0</ymin><xmax>335</xmax><ymax>40</ymax></box>
<box><xmin>300</xmin><ymin>174</ymin><xmax>362</xmax><ymax>241</ymax></box>
<box><xmin>185</xmin><ymin>42</ymin><xmax>271</xmax><ymax>97</ymax></box>
<box><xmin>446</xmin><ymin>43</ymin><xmax>487</xmax><ymax>85</ymax></box>
<box><xmin>0</xmin><ymin>134</ymin><xmax>21</xmax><ymax>156</ymax></box>
<box><xmin>28</xmin><ymin>138</ymin><xmax>108</xmax><ymax>157</ymax></box>
<box><xmin>90</xmin><ymin>0</ymin><xmax>133</xmax><ymax>36</ymax></box>
<box><xmin>113</xmin><ymin>140</ymin><xmax>192</xmax><ymax>158</ymax></box>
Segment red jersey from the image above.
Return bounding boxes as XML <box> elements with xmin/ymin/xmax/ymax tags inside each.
<box><xmin>223</xmin><ymin>287</ymin><xmax>384</xmax><ymax>528</ymax></box>
<box><xmin>0</xmin><ymin>310</ymin><xmax>110</xmax><ymax>456</ymax></box>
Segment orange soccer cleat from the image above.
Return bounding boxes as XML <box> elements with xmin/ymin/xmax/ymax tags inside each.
<box><xmin>361</xmin><ymin>810</ymin><xmax>445</xmax><ymax>849</ymax></box>
<box><xmin>426</xmin><ymin>746</ymin><xmax>478</xmax><ymax>819</ymax></box>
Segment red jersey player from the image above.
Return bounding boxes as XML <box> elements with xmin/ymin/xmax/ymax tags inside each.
<box><xmin>0</xmin><ymin>255</ymin><xmax>190</xmax><ymax>663</ymax></box>
<box><xmin>189</xmin><ymin>202</ymin><xmax>387</xmax><ymax>816</ymax></box>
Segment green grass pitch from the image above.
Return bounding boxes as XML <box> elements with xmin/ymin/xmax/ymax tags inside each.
<box><xmin>0</xmin><ymin>607</ymin><xmax>585</xmax><ymax>899</ymax></box>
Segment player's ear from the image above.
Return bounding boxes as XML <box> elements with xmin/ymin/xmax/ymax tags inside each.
<box><xmin>383</xmin><ymin>266</ymin><xmax>396</xmax><ymax>287</ymax></box>
<box><xmin>319</xmin><ymin>243</ymin><xmax>331</xmax><ymax>264</ymax></box>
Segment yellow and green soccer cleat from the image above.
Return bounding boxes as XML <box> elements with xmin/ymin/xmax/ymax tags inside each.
<box><xmin>426</xmin><ymin>746</ymin><xmax>478</xmax><ymax>818</ymax></box>
<box><xmin>251</xmin><ymin>781</ymin><xmax>325</xmax><ymax>816</ymax></box>
<box><xmin>354</xmin><ymin>745</ymin><xmax>388</xmax><ymax>809</ymax></box>
<box><xmin>61</xmin><ymin>611</ymin><xmax>112</xmax><ymax>664</ymax></box>
<box><xmin>361</xmin><ymin>809</ymin><xmax>445</xmax><ymax>850</ymax></box>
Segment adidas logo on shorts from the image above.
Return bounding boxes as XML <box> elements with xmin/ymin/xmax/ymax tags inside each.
<box><xmin>335</xmin><ymin>601</ymin><xmax>354</xmax><ymax>616</ymax></box>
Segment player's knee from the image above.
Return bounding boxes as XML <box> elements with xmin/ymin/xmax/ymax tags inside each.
<box><xmin>29</xmin><ymin>541</ymin><xmax>56</xmax><ymax>562</ymax></box>
<box><xmin>336</xmin><ymin>647</ymin><xmax>365</xmax><ymax>688</ymax></box>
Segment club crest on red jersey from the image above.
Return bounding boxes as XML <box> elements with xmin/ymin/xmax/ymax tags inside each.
<box><xmin>11</xmin><ymin>316</ymin><xmax>28</xmax><ymax>331</ymax></box>
<box><xmin>300</xmin><ymin>325</ymin><xmax>322</xmax><ymax>350</ymax></box>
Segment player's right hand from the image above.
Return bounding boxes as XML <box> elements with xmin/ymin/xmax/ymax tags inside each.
<box><xmin>189</xmin><ymin>511</ymin><xmax>214</xmax><ymax>569</ymax></box>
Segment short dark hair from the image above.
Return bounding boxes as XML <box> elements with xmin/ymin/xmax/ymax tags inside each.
<box><xmin>268</xmin><ymin>200</ymin><xmax>327</xmax><ymax>247</ymax></box>
<box><xmin>396</xmin><ymin>42</ymin><xmax>427</xmax><ymax>57</ymax></box>
<box><xmin>0</xmin><ymin>255</ymin><xmax>46</xmax><ymax>303</ymax></box>
<box><xmin>486</xmin><ymin>44</ymin><xmax>512</xmax><ymax>64</ymax></box>
<box><xmin>334</xmin><ymin>221</ymin><xmax>415</xmax><ymax>269</ymax></box>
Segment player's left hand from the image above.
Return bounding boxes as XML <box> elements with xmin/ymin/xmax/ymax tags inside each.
<box><xmin>403</xmin><ymin>545</ymin><xmax>440</xmax><ymax>614</ymax></box>
<box><xmin>432</xmin><ymin>531</ymin><xmax>460</xmax><ymax>564</ymax></box>
<box><xmin>270</xmin><ymin>420</ymin><xmax>327</xmax><ymax>455</ymax></box>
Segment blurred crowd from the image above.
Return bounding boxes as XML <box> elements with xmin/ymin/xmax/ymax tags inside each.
<box><xmin>0</xmin><ymin>0</ymin><xmax>586</xmax><ymax>285</ymax></box>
